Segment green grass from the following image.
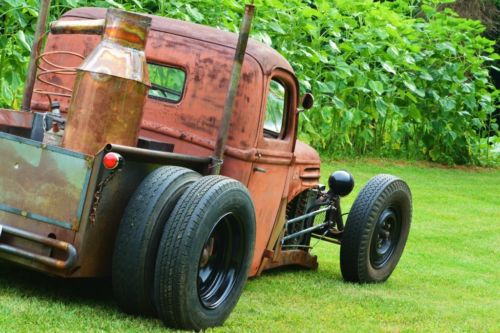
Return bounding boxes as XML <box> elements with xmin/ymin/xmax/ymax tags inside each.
<box><xmin>1</xmin><ymin>159</ymin><xmax>499</xmax><ymax>332</ymax></box>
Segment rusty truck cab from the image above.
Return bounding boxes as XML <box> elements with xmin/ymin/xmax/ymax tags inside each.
<box><xmin>31</xmin><ymin>8</ymin><xmax>320</xmax><ymax>276</ymax></box>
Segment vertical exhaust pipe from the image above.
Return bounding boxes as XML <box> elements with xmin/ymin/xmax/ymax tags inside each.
<box><xmin>21</xmin><ymin>0</ymin><xmax>52</xmax><ymax>111</ymax></box>
<box><xmin>211</xmin><ymin>3</ymin><xmax>255</xmax><ymax>175</ymax></box>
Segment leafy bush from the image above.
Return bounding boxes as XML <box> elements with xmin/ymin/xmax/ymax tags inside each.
<box><xmin>0</xmin><ymin>0</ymin><xmax>498</xmax><ymax>164</ymax></box>
<box><xmin>0</xmin><ymin>0</ymin><xmax>37</xmax><ymax>110</ymax></box>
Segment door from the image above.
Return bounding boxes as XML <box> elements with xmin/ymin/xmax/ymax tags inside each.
<box><xmin>247</xmin><ymin>70</ymin><xmax>298</xmax><ymax>275</ymax></box>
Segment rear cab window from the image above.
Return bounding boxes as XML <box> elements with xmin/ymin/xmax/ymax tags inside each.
<box><xmin>147</xmin><ymin>63</ymin><xmax>186</xmax><ymax>103</ymax></box>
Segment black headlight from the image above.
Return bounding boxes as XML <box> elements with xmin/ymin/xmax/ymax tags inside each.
<box><xmin>328</xmin><ymin>170</ymin><xmax>354</xmax><ymax>197</ymax></box>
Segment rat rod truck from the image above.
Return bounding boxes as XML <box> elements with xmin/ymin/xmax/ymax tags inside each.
<box><xmin>0</xmin><ymin>3</ymin><xmax>412</xmax><ymax>330</ymax></box>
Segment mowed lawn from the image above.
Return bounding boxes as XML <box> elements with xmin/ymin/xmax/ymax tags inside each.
<box><xmin>0</xmin><ymin>159</ymin><xmax>498</xmax><ymax>332</ymax></box>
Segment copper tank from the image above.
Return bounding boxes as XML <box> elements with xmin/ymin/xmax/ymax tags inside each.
<box><xmin>62</xmin><ymin>9</ymin><xmax>151</xmax><ymax>155</ymax></box>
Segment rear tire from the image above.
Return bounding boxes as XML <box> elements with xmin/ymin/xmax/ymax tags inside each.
<box><xmin>112</xmin><ymin>166</ymin><xmax>200</xmax><ymax>315</ymax></box>
<box><xmin>154</xmin><ymin>176</ymin><xmax>255</xmax><ymax>330</ymax></box>
<box><xmin>340</xmin><ymin>174</ymin><xmax>412</xmax><ymax>283</ymax></box>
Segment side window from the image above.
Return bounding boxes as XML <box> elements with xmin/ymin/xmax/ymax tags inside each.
<box><xmin>147</xmin><ymin>63</ymin><xmax>186</xmax><ymax>103</ymax></box>
<box><xmin>264</xmin><ymin>79</ymin><xmax>286</xmax><ymax>138</ymax></box>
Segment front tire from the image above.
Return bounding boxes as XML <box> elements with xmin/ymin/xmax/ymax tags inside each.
<box><xmin>340</xmin><ymin>174</ymin><xmax>412</xmax><ymax>283</ymax></box>
<box><xmin>154</xmin><ymin>176</ymin><xmax>256</xmax><ymax>330</ymax></box>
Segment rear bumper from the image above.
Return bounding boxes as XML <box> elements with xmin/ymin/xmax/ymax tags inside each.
<box><xmin>0</xmin><ymin>224</ymin><xmax>77</xmax><ymax>271</ymax></box>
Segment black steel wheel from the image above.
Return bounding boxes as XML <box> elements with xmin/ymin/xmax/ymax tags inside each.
<box><xmin>370</xmin><ymin>207</ymin><xmax>401</xmax><ymax>269</ymax></box>
<box><xmin>154</xmin><ymin>176</ymin><xmax>255</xmax><ymax>330</ymax></box>
<box><xmin>198</xmin><ymin>212</ymin><xmax>245</xmax><ymax>309</ymax></box>
<box><xmin>340</xmin><ymin>174</ymin><xmax>412</xmax><ymax>283</ymax></box>
<box><xmin>112</xmin><ymin>166</ymin><xmax>200</xmax><ymax>315</ymax></box>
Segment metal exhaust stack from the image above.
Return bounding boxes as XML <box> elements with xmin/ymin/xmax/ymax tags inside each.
<box><xmin>211</xmin><ymin>3</ymin><xmax>255</xmax><ymax>175</ymax></box>
<box><xmin>50</xmin><ymin>9</ymin><xmax>152</xmax><ymax>155</ymax></box>
<box><xmin>21</xmin><ymin>0</ymin><xmax>52</xmax><ymax>112</ymax></box>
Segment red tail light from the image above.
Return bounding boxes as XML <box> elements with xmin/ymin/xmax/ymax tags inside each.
<box><xmin>103</xmin><ymin>152</ymin><xmax>123</xmax><ymax>170</ymax></box>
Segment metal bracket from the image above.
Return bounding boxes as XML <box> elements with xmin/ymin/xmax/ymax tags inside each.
<box><xmin>209</xmin><ymin>156</ymin><xmax>224</xmax><ymax>170</ymax></box>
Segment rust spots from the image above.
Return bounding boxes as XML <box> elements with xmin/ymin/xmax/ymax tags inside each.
<box><xmin>208</xmin><ymin>69</ymin><xmax>218</xmax><ymax>81</ymax></box>
<box><xmin>195</xmin><ymin>57</ymin><xmax>229</xmax><ymax>84</ymax></box>
<box><xmin>218</xmin><ymin>77</ymin><xmax>228</xmax><ymax>89</ymax></box>
<box><xmin>200</xmin><ymin>96</ymin><xmax>224</xmax><ymax>110</ymax></box>
<box><xmin>200</xmin><ymin>57</ymin><xmax>214</xmax><ymax>65</ymax></box>
<box><xmin>242</xmin><ymin>72</ymin><xmax>254</xmax><ymax>83</ymax></box>
<box><xmin>193</xmin><ymin>57</ymin><xmax>205</xmax><ymax>83</ymax></box>
<box><xmin>49</xmin><ymin>75</ymin><xmax>63</xmax><ymax>86</ymax></box>
<box><xmin>201</xmin><ymin>116</ymin><xmax>217</xmax><ymax>131</ymax></box>
<box><xmin>179</xmin><ymin>114</ymin><xmax>217</xmax><ymax>135</ymax></box>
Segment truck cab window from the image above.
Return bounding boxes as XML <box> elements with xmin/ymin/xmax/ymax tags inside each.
<box><xmin>264</xmin><ymin>79</ymin><xmax>286</xmax><ymax>138</ymax></box>
<box><xmin>147</xmin><ymin>63</ymin><xmax>186</xmax><ymax>103</ymax></box>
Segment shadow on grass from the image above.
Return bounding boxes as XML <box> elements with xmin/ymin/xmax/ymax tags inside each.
<box><xmin>258</xmin><ymin>265</ymin><xmax>319</xmax><ymax>278</ymax></box>
<box><xmin>0</xmin><ymin>261</ymin><xmax>167</xmax><ymax>329</ymax></box>
<box><xmin>0</xmin><ymin>261</ymin><xmax>328</xmax><ymax>300</ymax></box>
<box><xmin>0</xmin><ymin>261</ymin><xmax>115</xmax><ymax>308</ymax></box>
<box><xmin>252</xmin><ymin>263</ymin><xmax>344</xmax><ymax>283</ymax></box>
<box><xmin>0</xmin><ymin>256</ymin><xmax>347</xmax><ymax>314</ymax></box>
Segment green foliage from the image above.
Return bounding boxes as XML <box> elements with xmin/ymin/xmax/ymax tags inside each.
<box><xmin>288</xmin><ymin>0</ymin><xmax>498</xmax><ymax>165</ymax></box>
<box><xmin>0</xmin><ymin>0</ymin><xmax>35</xmax><ymax>110</ymax></box>
<box><xmin>0</xmin><ymin>0</ymin><xmax>498</xmax><ymax>165</ymax></box>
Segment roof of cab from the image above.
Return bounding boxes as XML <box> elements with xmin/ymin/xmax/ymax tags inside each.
<box><xmin>62</xmin><ymin>8</ymin><xmax>294</xmax><ymax>75</ymax></box>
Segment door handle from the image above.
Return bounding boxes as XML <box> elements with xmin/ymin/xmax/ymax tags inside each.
<box><xmin>253</xmin><ymin>166</ymin><xmax>267</xmax><ymax>173</ymax></box>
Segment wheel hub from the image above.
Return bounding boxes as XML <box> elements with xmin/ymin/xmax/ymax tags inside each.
<box><xmin>370</xmin><ymin>207</ymin><xmax>401</xmax><ymax>269</ymax></box>
<box><xmin>199</xmin><ymin>237</ymin><xmax>214</xmax><ymax>268</ymax></box>
<box><xmin>197</xmin><ymin>213</ymin><xmax>245</xmax><ymax>309</ymax></box>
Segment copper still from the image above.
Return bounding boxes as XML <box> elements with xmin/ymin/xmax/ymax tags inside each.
<box><xmin>55</xmin><ymin>9</ymin><xmax>152</xmax><ymax>155</ymax></box>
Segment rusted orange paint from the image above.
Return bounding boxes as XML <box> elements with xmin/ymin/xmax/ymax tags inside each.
<box><xmin>30</xmin><ymin>8</ymin><xmax>321</xmax><ymax>277</ymax></box>
<box><xmin>0</xmin><ymin>109</ymin><xmax>34</xmax><ymax>129</ymax></box>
